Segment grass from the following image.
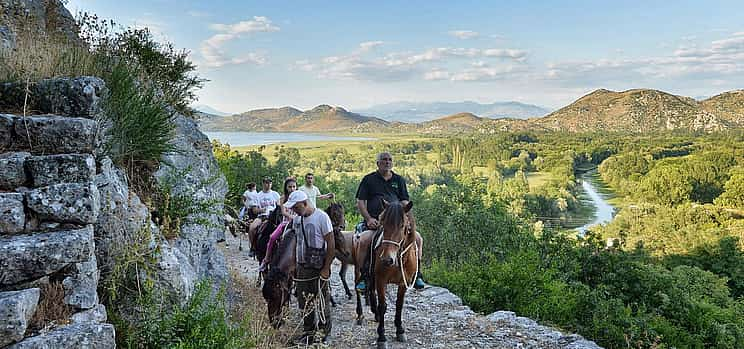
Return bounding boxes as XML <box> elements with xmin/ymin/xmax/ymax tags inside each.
<box><xmin>526</xmin><ymin>171</ymin><xmax>554</xmax><ymax>189</ymax></box>
<box><xmin>27</xmin><ymin>281</ymin><xmax>72</xmax><ymax>335</ymax></box>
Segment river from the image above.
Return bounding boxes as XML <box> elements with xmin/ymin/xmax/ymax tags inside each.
<box><xmin>576</xmin><ymin>169</ymin><xmax>616</xmax><ymax>234</ymax></box>
<box><xmin>203</xmin><ymin>131</ymin><xmax>375</xmax><ymax>147</ymax></box>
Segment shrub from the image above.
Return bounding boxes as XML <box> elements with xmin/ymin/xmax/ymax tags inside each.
<box><xmin>100</xmin><ymin>62</ymin><xmax>175</xmax><ymax>168</ymax></box>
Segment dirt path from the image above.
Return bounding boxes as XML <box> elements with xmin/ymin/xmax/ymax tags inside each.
<box><xmin>222</xmin><ymin>233</ymin><xmax>601</xmax><ymax>349</ymax></box>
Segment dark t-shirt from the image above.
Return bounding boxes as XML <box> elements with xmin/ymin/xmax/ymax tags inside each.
<box><xmin>355</xmin><ymin>170</ymin><xmax>409</xmax><ymax>219</ymax></box>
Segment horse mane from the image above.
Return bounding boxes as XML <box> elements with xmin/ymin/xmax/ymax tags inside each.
<box><xmin>380</xmin><ymin>201</ymin><xmax>406</xmax><ymax>231</ymax></box>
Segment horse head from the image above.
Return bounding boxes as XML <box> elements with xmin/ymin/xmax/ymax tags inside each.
<box><xmin>378</xmin><ymin>200</ymin><xmax>414</xmax><ymax>267</ymax></box>
<box><xmin>325</xmin><ymin>202</ymin><xmax>346</xmax><ymax>235</ymax></box>
<box><xmin>261</xmin><ymin>228</ymin><xmax>296</xmax><ymax>328</ymax></box>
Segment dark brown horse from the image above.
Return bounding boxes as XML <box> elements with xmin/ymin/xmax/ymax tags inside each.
<box><xmin>354</xmin><ymin>201</ymin><xmax>419</xmax><ymax>349</ymax></box>
<box><xmin>324</xmin><ymin>202</ymin><xmax>355</xmax><ymax>306</ymax></box>
<box><xmin>261</xmin><ymin>226</ymin><xmax>296</xmax><ymax>328</ymax></box>
<box><xmin>261</xmin><ymin>203</ymin><xmax>347</xmax><ymax>326</ymax></box>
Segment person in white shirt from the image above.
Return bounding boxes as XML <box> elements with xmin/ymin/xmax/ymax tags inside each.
<box><xmin>283</xmin><ymin>190</ymin><xmax>335</xmax><ymax>345</ymax></box>
<box><xmin>240</xmin><ymin>182</ymin><xmax>259</xmax><ymax>220</ymax></box>
<box><xmin>248</xmin><ymin>177</ymin><xmax>281</xmax><ymax>257</ymax></box>
<box><xmin>298</xmin><ymin>172</ymin><xmax>334</xmax><ymax>209</ymax></box>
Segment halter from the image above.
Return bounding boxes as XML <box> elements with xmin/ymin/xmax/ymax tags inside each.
<box><xmin>377</xmin><ymin>224</ymin><xmax>419</xmax><ymax>290</ymax></box>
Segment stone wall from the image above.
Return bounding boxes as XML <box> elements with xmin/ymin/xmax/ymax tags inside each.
<box><xmin>0</xmin><ymin>107</ymin><xmax>113</xmax><ymax>347</ymax></box>
<box><xmin>0</xmin><ymin>76</ymin><xmax>228</xmax><ymax>348</ymax></box>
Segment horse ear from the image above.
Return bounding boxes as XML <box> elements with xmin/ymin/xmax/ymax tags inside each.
<box><xmin>404</xmin><ymin>201</ymin><xmax>413</xmax><ymax>212</ymax></box>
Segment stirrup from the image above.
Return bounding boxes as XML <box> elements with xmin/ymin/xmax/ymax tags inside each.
<box><xmin>355</xmin><ymin>280</ymin><xmax>366</xmax><ymax>291</ymax></box>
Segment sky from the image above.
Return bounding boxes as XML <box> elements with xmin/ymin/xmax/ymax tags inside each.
<box><xmin>67</xmin><ymin>0</ymin><xmax>744</xmax><ymax>114</ymax></box>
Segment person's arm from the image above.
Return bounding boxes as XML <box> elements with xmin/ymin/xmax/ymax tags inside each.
<box><xmin>321</xmin><ymin>227</ymin><xmax>335</xmax><ymax>279</ymax></box>
<box><xmin>356</xmin><ymin>199</ymin><xmax>378</xmax><ymax>228</ymax></box>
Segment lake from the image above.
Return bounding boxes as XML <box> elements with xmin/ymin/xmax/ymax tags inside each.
<box><xmin>203</xmin><ymin>131</ymin><xmax>376</xmax><ymax>147</ymax></box>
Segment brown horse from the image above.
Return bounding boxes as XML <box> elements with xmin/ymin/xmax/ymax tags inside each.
<box><xmin>354</xmin><ymin>201</ymin><xmax>419</xmax><ymax>349</ymax></box>
<box><xmin>324</xmin><ymin>202</ymin><xmax>355</xmax><ymax>306</ymax></box>
<box><xmin>261</xmin><ymin>226</ymin><xmax>296</xmax><ymax>328</ymax></box>
<box><xmin>261</xmin><ymin>203</ymin><xmax>347</xmax><ymax>326</ymax></box>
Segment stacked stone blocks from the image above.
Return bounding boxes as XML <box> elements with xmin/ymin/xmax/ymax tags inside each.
<box><xmin>0</xmin><ymin>77</ymin><xmax>113</xmax><ymax>348</ymax></box>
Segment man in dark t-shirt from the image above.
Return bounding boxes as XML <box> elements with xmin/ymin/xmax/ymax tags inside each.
<box><xmin>354</xmin><ymin>151</ymin><xmax>424</xmax><ymax>291</ymax></box>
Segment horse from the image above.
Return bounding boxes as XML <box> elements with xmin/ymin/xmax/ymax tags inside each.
<box><xmin>354</xmin><ymin>200</ymin><xmax>419</xmax><ymax>349</ymax></box>
<box><xmin>324</xmin><ymin>202</ymin><xmax>355</xmax><ymax>306</ymax></box>
<box><xmin>261</xmin><ymin>226</ymin><xmax>296</xmax><ymax>328</ymax></box>
<box><xmin>261</xmin><ymin>203</ymin><xmax>345</xmax><ymax>327</ymax></box>
<box><xmin>254</xmin><ymin>206</ymin><xmax>283</xmax><ymax>263</ymax></box>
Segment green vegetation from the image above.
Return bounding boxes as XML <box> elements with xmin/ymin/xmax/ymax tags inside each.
<box><xmin>116</xmin><ymin>280</ymin><xmax>255</xmax><ymax>349</ymax></box>
<box><xmin>216</xmin><ymin>130</ymin><xmax>744</xmax><ymax>348</ymax></box>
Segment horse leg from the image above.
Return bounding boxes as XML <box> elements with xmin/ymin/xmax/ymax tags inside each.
<box><xmin>376</xmin><ymin>282</ymin><xmax>388</xmax><ymax>349</ymax></box>
<box><xmin>340</xmin><ymin>261</ymin><xmax>353</xmax><ymax>299</ymax></box>
<box><xmin>355</xmin><ymin>286</ymin><xmax>364</xmax><ymax>325</ymax></box>
<box><xmin>395</xmin><ymin>285</ymin><xmax>407</xmax><ymax>342</ymax></box>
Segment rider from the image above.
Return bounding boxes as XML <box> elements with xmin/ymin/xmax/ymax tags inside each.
<box><xmin>299</xmin><ymin>172</ymin><xmax>335</xmax><ymax>208</ymax></box>
<box><xmin>248</xmin><ymin>177</ymin><xmax>281</xmax><ymax>257</ymax></box>
<box><xmin>355</xmin><ymin>151</ymin><xmax>425</xmax><ymax>291</ymax></box>
<box><xmin>259</xmin><ymin>177</ymin><xmax>298</xmax><ymax>271</ymax></box>
<box><xmin>240</xmin><ymin>182</ymin><xmax>259</xmax><ymax>221</ymax></box>
<box><xmin>283</xmin><ymin>190</ymin><xmax>335</xmax><ymax>345</ymax></box>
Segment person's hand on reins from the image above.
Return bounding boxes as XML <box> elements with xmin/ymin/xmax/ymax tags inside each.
<box><xmin>366</xmin><ymin>217</ymin><xmax>379</xmax><ymax>229</ymax></box>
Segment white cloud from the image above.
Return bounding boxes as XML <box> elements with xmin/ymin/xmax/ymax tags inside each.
<box><xmin>424</xmin><ymin>69</ymin><xmax>450</xmax><ymax>80</ymax></box>
<box><xmin>358</xmin><ymin>41</ymin><xmax>384</xmax><ymax>52</ymax></box>
<box><xmin>306</xmin><ymin>43</ymin><xmax>530</xmax><ymax>82</ymax></box>
<box><xmin>200</xmin><ymin>16</ymin><xmax>279</xmax><ymax>68</ymax></box>
<box><xmin>544</xmin><ymin>33</ymin><xmax>744</xmax><ymax>86</ymax></box>
<box><xmin>448</xmin><ymin>30</ymin><xmax>479</xmax><ymax>39</ymax></box>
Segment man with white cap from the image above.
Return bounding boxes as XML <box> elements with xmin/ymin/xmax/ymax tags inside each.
<box><xmin>283</xmin><ymin>190</ymin><xmax>335</xmax><ymax>345</ymax></box>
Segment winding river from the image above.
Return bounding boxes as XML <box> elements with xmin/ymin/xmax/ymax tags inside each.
<box><xmin>576</xmin><ymin>169</ymin><xmax>616</xmax><ymax>234</ymax></box>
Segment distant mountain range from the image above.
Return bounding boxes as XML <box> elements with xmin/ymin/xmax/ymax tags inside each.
<box><xmin>198</xmin><ymin>89</ymin><xmax>744</xmax><ymax>134</ymax></box>
<box><xmin>355</xmin><ymin>101</ymin><xmax>550</xmax><ymax>122</ymax></box>
<box><xmin>199</xmin><ymin>105</ymin><xmax>389</xmax><ymax>132</ymax></box>
<box><xmin>192</xmin><ymin>104</ymin><xmax>231</xmax><ymax>116</ymax></box>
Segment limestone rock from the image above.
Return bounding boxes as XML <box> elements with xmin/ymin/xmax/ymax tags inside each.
<box><xmin>71</xmin><ymin>303</ymin><xmax>107</xmax><ymax>324</ymax></box>
<box><xmin>0</xmin><ymin>152</ymin><xmax>29</xmax><ymax>189</ymax></box>
<box><xmin>419</xmin><ymin>286</ymin><xmax>463</xmax><ymax>306</ymax></box>
<box><xmin>26</xmin><ymin>182</ymin><xmax>100</xmax><ymax>224</ymax></box>
<box><xmin>7</xmin><ymin>322</ymin><xmax>115</xmax><ymax>349</ymax></box>
<box><xmin>10</xmin><ymin>115</ymin><xmax>97</xmax><ymax>154</ymax></box>
<box><xmin>0</xmin><ymin>288</ymin><xmax>40</xmax><ymax>347</ymax></box>
<box><xmin>0</xmin><ymin>192</ymin><xmax>25</xmax><ymax>234</ymax></box>
<box><xmin>155</xmin><ymin>241</ymin><xmax>196</xmax><ymax>302</ymax></box>
<box><xmin>93</xmin><ymin>157</ymin><xmax>151</xmax><ymax>273</ymax></box>
<box><xmin>63</xmin><ymin>252</ymin><xmax>99</xmax><ymax>310</ymax></box>
<box><xmin>26</xmin><ymin>154</ymin><xmax>96</xmax><ymax>187</ymax></box>
<box><xmin>155</xmin><ymin>115</ymin><xmax>228</xmax><ymax>281</ymax></box>
<box><xmin>33</xmin><ymin>77</ymin><xmax>106</xmax><ymax>118</ymax></box>
<box><xmin>0</xmin><ymin>226</ymin><xmax>94</xmax><ymax>286</ymax></box>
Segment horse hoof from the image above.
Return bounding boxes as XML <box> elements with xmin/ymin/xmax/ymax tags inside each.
<box><xmin>396</xmin><ymin>333</ymin><xmax>407</xmax><ymax>342</ymax></box>
<box><xmin>376</xmin><ymin>341</ymin><xmax>388</xmax><ymax>349</ymax></box>
<box><xmin>356</xmin><ymin>318</ymin><xmax>364</xmax><ymax>326</ymax></box>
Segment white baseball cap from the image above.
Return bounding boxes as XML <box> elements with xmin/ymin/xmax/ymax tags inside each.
<box><xmin>283</xmin><ymin>190</ymin><xmax>308</xmax><ymax>208</ymax></box>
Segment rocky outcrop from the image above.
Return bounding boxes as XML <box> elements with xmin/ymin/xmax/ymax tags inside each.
<box><xmin>0</xmin><ymin>288</ymin><xmax>39</xmax><ymax>347</ymax></box>
<box><xmin>7</xmin><ymin>322</ymin><xmax>115</xmax><ymax>349</ymax></box>
<box><xmin>155</xmin><ymin>115</ymin><xmax>228</xmax><ymax>283</ymax></box>
<box><xmin>0</xmin><ymin>0</ymin><xmax>80</xmax><ymax>49</ymax></box>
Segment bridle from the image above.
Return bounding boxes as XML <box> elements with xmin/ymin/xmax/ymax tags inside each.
<box><xmin>377</xmin><ymin>221</ymin><xmax>418</xmax><ymax>290</ymax></box>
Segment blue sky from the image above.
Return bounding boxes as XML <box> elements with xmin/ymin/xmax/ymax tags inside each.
<box><xmin>68</xmin><ymin>1</ymin><xmax>744</xmax><ymax>113</ymax></box>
